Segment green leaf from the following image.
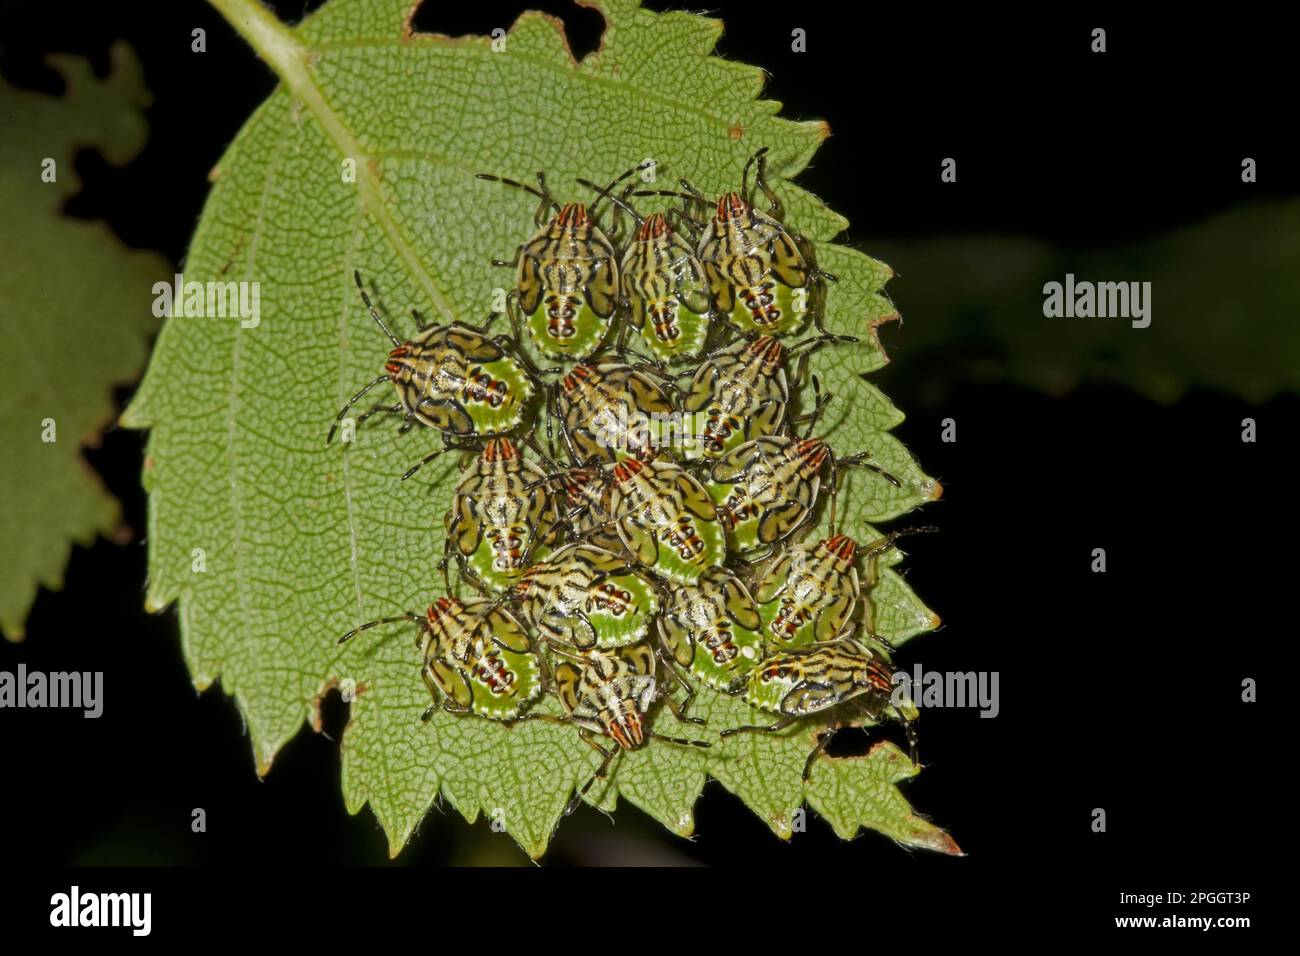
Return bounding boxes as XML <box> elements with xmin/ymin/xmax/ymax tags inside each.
<box><xmin>0</xmin><ymin>44</ymin><xmax>168</xmax><ymax>640</ymax></box>
<box><xmin>125</xmin><ymin>0</ymin><xmax>952</xmax><ymax>858</ymax></box>
<box><xmin>870</xmin><ymin>200</ymin><xmax>1300</xmax><ymax>404</ymax></box>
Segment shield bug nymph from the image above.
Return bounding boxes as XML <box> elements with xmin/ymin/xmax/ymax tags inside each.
<box><xmin>548</xmin><ymin>462</ymin><xmax>625</xmax><ymax>553</ymax></box>
<box><xmin>656</xmin><ymin>567</ymin><xmax>765</xmax><ymax>692</ymax></box>
<box><xmin>680</xmin><ymin>335</ymin><xmax>788</xmax><ymax>461</ymax></box>
<box><xmin>708</xmin><ymin>417</ymin><xmax>901</xmax><ymax>553</ymax></box>
<box><xmin>754</xmin><ymin>529</ymin><xmax>932</xmax><ymax>651</ymax></box>
<box><xmin>433</xmin><ymin>437</ymin><xmax>561</xmax><ymax>593</ymax></box>
<box><xmin>753</xmin><ymin>533</ymin><xmax>863</xmax><ymax>650</ymax></box>
<box><xmin>679</xmin><ymin>333</ymin><xmax>857</xmax><ymax>462</ymax></box>
<box><xmin>510</xmin><ymin>542</ymin><xmax>658</xmax><ymax>651</ymax></box>
<box><xmin>337</xmin><ymin>595</ymin><xmax>542</xmax><ymax>722</ymax></box>
<box><xmin>327</xmin><ymin>271</ymin><xmax>536</xmax><ymax>444</ymax></box>
<box><xmin>555</xmin><ymin>361</ymin><xmax>677</xmax><ymax>463</ymax></box>
<box><xmin>637</xmin><ymin>147</ymin><xmax>835</xmax><ymax>337</ymax></box>
<box><xmin>478</xmin><ymin>166</ymin><xmax>642</xmax><ymax>360</ymax></box>
<box><xmin>547</xmin><ymin>643</ymin><xmax>709</xmax><ymax>813</ymax></box>
<box><xmin>721</xmin><ymin>635</ymin><xmax>919</xmax><ymax>781</ymax></box>
<box><xmin>577</xmin><ymin>176</ymin><xmax>712</xmax><ymax>364</ymax></box>
<box><xmin>606</xmin><ymin>456</ymin><xmax>727</xmax><ymax>585</ymax></box>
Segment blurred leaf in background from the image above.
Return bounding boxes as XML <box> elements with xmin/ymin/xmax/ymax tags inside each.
<box><xmin>872</xmin><ymin>200</ymin><xmax>1300</xmax><ymax>405</ymax></box>
<box><xmin>0</xmin><ymin>42</ymin><xmax>168</xmax><ymax>640</ymax></box>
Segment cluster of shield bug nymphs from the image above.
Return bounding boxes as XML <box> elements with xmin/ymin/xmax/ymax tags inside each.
<box><xmin>331</xmin><ymin>148</ymin><xmax>928</xmax><ymax>815</ymax></box>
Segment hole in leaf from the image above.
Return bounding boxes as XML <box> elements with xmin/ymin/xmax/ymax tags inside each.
<box><xmin>410</xmin><ymin>0</ymin><xmax>605</xmax><ymax>62</ymax></box>
<box><xmin>267</xmin><ymin>0</ymin><xmax>330</xmax><ymax>23</ymax></box>
<box><xmin>315</xmin><ymin>685</ymin><xmax>351</xmax><ymax>741</ymax></box>
<box><xmin>824</xmin><ymin>724</ymin><xmax>917</xmax><ymax>760</ymax></box>
<box><xmin>823</xmin><ymin>725</ymin><xmax>873</xmax><ymax>758</ymax></box>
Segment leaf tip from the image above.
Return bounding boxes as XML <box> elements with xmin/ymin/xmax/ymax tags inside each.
<box><xmin>671</xmin><ymin>809</ymin><xmax>696</xmax><ymax>838</ymax></box>
<box><xmin>766</xmin><ymin>811</ymin><xmax>797</xmax><ymax>841</ymax></box>
<box><xmin>118</xmin><ymin>404</ymin><xmax>146</xmax><ymax>430</ymax></box>
<box><xmin>515</xmin><ymin>825</ymin><xmax>551</xmax><ymax>861</ymax></box>
<box><xmin>386</xmin><ymin>833</ymin><xmax>408</xmax><ymax>860</ymax></box>
<box><xmin>254</xmin><ymin>746</ymin><xmax>276</xmax><ymax>779</ymax></box>
<box><xmin>905</xmin><ymin>823</ymin><xmax>964</xmax><ymax>856</ymax></box>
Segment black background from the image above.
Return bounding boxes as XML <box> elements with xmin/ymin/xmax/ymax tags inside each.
<box><xmin>0</xmin><ymin>0</ymin><xmax>1286</xmax><ymax>933</ymax></box>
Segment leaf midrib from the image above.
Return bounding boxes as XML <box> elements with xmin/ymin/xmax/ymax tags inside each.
<box><xmin>210</xmin><ymin>0</ymin><xmax>457</xmax><ymax>323</ymax></box>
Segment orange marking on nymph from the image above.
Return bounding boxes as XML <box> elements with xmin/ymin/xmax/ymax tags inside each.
<box><xmin>561</xmin><ymin>363</ymin><xmax>593</xmax><ymax>392</ymax></box>
<box><xmin>483</xmin><ymin>438</ymin><xmax>517</xmax><ymax>463</ymax></box>
<box><xmin>609</xmin><ymin>709</ymin><xmax>644</xmax><ymax>750</ymax></box>
<box><xmin>463</xmin><ymin>369</ymin><xmax>508</xmax><ymax>408</ymax></box>
<box><xmin>866</xmin><ymin>660</ymin><xmax>894</xmax><ymax>694</ymax></box>
<box><xmin>637</xmin><ymin>212</ymin><xmax>670</xmax><ymax>241</ymax></box>
<box><xmin>428</xmin><ymin>596</ymin><xmax>458</xmax><ymax>624</ymax></box>
<box><xmin>613</xmin><ymin>458</ymin><xmax>645</xmax><ymax>483</ymax></box>
<box><xmin>385</xmin><ymin>344</ymin><xmax>410</xmax><ymax>376</ymax></box>
<box><xmin>823</xmin><ymin>535</ymin><xmax>856</xmax><ymax>562</ymax></box>
<box><xmin>717</xmin><ymin>192</ymin><xmax>747</xmax><ymax>223</ymax></box>
<box><xmin>474</xmin><ymin>651</ymin><xmax>517</xmax><ymax>695</ymax></box>
<box><xmin>557</xmin><ymin>203</ymin><xmax>590</xmax><ymax>228</ymax></box>
<box><xmin>795</xmin><ymin>438</ymin><xmax>829</xmax><ymax>471</ymax></box>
